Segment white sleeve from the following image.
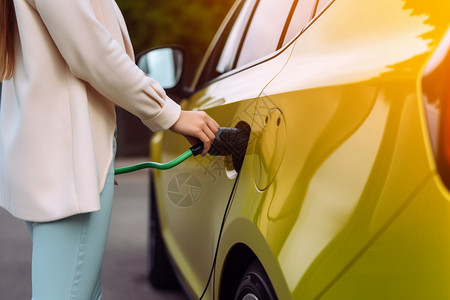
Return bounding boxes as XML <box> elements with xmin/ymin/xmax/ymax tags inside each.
<box><xmin>27</xmin><ymin>0</ymin><xmax>181</xmax><ymax>131</ymax></box>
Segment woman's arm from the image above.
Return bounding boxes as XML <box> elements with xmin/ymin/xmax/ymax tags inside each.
<box><xmin>27</xmin><ymin>0</ymin><xmax>179</xmax><ymax>131</ymax></box>
<box><xmin>26</xmin><ymin>0</ymin><xmax>219</xmax><ymax>151</ymax></box>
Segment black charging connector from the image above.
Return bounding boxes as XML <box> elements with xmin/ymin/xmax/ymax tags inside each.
<box><xmin>189</xmin><ymin>143</ymin><xmax>205</xmax><ymax>156</ymax></box>
<box><xmin>190</xmin><ymin>122</ymin><xmax>251</xmax><ymax>172</ymax></box>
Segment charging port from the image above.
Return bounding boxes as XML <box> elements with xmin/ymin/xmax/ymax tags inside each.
<box><xmin>210</xmin><ymin>122</ymin><xmax>251</xmax><ymax>173</ymax></box>
<box><xmin>190</xmin><ymin>122</ymin><xmax>251</xmax><ymax>172</ymax></box>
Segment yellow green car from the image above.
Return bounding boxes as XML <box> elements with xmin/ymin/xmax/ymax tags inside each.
<box><xmin>140</xmin><ymin>0</ymin><xmax>450</xmax><ymax>298</ymax></box>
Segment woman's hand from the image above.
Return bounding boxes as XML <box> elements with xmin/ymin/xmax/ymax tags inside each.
<box><xmin>170</xmin><ymin>110</ymin><xmax>220</xmax><ymax>156</ymax></box>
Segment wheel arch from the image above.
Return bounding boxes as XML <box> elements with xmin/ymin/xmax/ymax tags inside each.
<box><xmin>216</xmin><ymin>217</ymin><xmax>292</xmax><ymax>300</ymax></box>
<box><xmin>219</xmin><ymin>243</ymin><xmax>257</xmax><ymax>299</ymax></box>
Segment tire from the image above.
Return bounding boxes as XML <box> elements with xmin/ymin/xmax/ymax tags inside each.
<box><xmin>234</xmin><ymin>260</ymin><xmax>278</xmax><ymax>300</ymax></box>
<box><xmin>148</xmin><ymin>171</ymin><xmax>180</xmax><ymax>289</ymax></box>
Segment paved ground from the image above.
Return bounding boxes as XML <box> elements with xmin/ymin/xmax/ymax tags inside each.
<box><xmin>0</xmin><ymin>157</ymin><xmax>187</xmax><ymax>300</ymax></box>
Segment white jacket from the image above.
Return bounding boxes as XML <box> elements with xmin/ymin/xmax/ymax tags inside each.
<box><xmin>0</xmin><ymin>0</ymin><xmax>181</xmax><ymax>221</ymax></box>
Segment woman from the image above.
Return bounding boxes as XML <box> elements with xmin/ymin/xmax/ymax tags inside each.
<box><xmin>0</xmin><ymin>0</ymin><xmax>219</xmax><ymax>299</ymax></box>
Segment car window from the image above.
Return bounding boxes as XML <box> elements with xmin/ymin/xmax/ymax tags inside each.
<box><xmin>315</xmin><ymin>0</ymin><xmax>331</xmax><ymax>15</ymax></box>
<box><xmin>235</xmin><ymin>0</ymin><xmax>294</xmax><ymax>68</ymax></box>
<box><xmin>280</xmin><ymin>0</ymin><xmax>317</xmax><ymax>47</ymax></box>
<box><xmin>196</xmin><ymin>0</ymin><xmax>257</xmax><ymax>88</ymax></box>
<box><xmin>216</xmin><ymin>0</ymin><xmax>257</xmax><ymax>73</ymax></box>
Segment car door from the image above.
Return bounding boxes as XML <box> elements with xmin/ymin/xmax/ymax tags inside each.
<box><xmin>229</xmin><ymin>0</ymin><xmax>437</xmax><ymax>297</ymax></box>
<box><xmin>152</xmin><ymin>0</ymin><xmax>298</xmax><ymax>297</ymax></box>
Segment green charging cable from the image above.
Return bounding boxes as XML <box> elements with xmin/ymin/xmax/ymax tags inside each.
<box><xmin>114</xmin><ymin>126</ymin><xmax>249</xmax><ymax>175</ymax></box>
<box><xmin>114</xmin><ymin>143</ymin><xmax>204</xmax><ymax>175</ymax></box>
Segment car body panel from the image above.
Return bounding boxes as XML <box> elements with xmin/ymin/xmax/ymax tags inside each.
<box><xmin>250</xmin><ymin>0</ymin><xmax>446</xmax><ymax>297</ymax></box>
<box><xmin>151</xmin><ymin>41</ymin><xmax>294</xmax><ymax>298</ymax></box>
<box><xmin>321</xmin><ymin>173</ymin><xmax>450</xmax><ymax>299</ymax></box>
<box><xmin>150</xmin><ymin>0</ymin><xmax>450</xmax><ymax>298</ymax></box>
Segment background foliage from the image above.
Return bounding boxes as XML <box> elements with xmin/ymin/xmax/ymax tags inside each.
<box><xmin>116</xmin><ymin>0</ymin><xmax>235</xmax><ymax>69</ymax></box>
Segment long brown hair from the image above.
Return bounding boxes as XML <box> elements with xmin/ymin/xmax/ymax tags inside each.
<box><xmin>0</xmin><ymin>0</ymin><xmax>17</xmax><ymax>80</ymax></box>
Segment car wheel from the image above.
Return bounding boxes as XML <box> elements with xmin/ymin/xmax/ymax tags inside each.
<box><xmin>234</xmin><ymin>259</ymin><xmax>277</xmax><ymax>300</ymax></box>
<box><xmin>148</xmin><ymin>171</ymin><xmax>180</xmax><ymax>289</ymax></box>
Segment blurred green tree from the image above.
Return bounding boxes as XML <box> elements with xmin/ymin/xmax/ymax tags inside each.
<box><xmin>117</xmin><ymin>0</ymin><xmax>235</xmax><ymax>69</ymax></box>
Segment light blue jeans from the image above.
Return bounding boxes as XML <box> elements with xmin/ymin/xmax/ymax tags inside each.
<box><xmin>26</xmin><ymin>141</ymin><xmax>116</xmax><ymax>300</ymax></box>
